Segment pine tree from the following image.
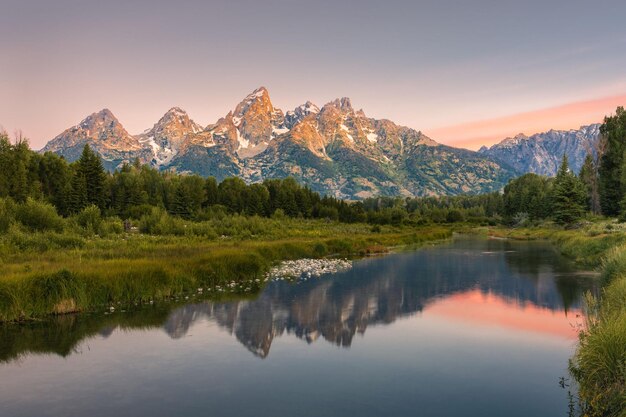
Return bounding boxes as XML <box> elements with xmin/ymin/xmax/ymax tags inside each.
<box><xmin>552</xmin><ymin>155</ymin><xmax>587</xmax><ymax>225</ymax></box>
<box><xmin>77</xmin><ymin>145</ymin><xmax>107</xmax><ymax>209</ymax></box>
<box><xmin>578</xmin><ymin>153</ymin><xmax>601</xmax><ymax>214</ymax></box>
<box><xmin>171</xmin><ymin>183</ymin><xmax>192</xmax><ymax>219</ymax></box>
<box><xmin>67</xmin><ymin>172</ymin><xmax>88</xmax><ymax>214</ymax></box>
<box><xmin>598</xmin><ymin>107</ymin><xmax>626</xmax><ymax>216</ymax></box>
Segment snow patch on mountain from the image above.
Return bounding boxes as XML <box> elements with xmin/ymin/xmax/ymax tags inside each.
<box><xmin>366</xmin><ymin>132</ymin><xmax>378</xmax><ymax>143</ymax></box>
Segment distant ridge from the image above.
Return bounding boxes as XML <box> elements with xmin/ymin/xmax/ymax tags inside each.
<box><xmin>478</xmin><ymin>124</ymin><xmax>600</xmax><ymax>176</ymax></box>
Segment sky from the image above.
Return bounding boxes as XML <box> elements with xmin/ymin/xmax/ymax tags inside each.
<box><xmin>1</xmin><ymin>0</ymin><xmax>626</xmax><ymax>150</ymax></box>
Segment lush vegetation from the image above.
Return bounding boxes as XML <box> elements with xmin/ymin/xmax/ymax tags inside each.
<box><xmin>0</xmin><ymin>182</ymin><xmax>452</xmax><ymax>322</ymax></box>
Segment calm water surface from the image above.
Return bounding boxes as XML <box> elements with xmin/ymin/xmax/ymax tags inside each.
<box><xmin>0</xmin><ymin>237</ymin><xmax>596</xmax><ymax>417</ymax></box>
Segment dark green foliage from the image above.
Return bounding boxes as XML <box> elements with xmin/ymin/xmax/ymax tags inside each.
<box><xmin>502</xmin><ymin>173</ymin><xmax>552</xmax><ymax>221</ymax></box>
<box><xmin>598</xmin><ymin>106</ymin><xmax>626</xmax><ymax>216</ymax></box>
<box><xmin>579</xmin><ymin>153</ymin><xmax>600</xmax><ymax>214</ymax></box>
<box><xmin>14</xmin><ymin>198</ymin><xmax>65</xmax><ymax>232</ymax></box>
<box><xmin>0</xmin><ymin>133</ymin><xmax>39</xmax><ymax>203</ymax></box>
<box><xmin>109</xmin><ymin>163</ymin><xmax>147</xmax><ymax>218</ymax></box>
<box><xmin>73</xmin><ymin>205</ymin><xmax>103</xmax><ymax>235</ymax></box>
<box><xmin>446</xmin><ymin>209</ymin><xmax>464</xmax><ymax>223</ymax></box>
<box><xmin>0</xmin><ymin>198</ymin><xmax>16</xmax><ymax>233</ymax></box>
<box><xmin>551</xmin><ymin>156</ymin><xmax>587</xmax><ymax>225</ymax></box>
<box><xmin>76</xmin><ymin>145</ymin><xmax>107</xmax><ymax>209</ymax></box>
<box><xmin>67</xmin><ymin>171</ymin><xmax>88</xmax><ymax>214</ymax></box>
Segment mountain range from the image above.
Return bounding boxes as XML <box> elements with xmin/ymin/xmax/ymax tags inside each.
<box><xmin>478</xmin><ymin>124</ymin><xmax>600</xmax><ymax>176</ymax></box>
<box><xmin>41</xmin><ymin>87</ymin><xmax>602</xmax><ymax>199</ymax></box>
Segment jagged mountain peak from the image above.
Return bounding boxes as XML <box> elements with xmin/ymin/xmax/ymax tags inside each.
<box><xmin>249</xmin><ymin>86</ymin><xmax>269</xmax><ymax>97</ymax></box>
<box><xmin>154</xmin><ymin>107</ymin><xmax>202</xmax><ymax>131</ymax></box>
<box><xmin>285</xmin><ymin>101</ymin><xmax>320</xmax><ymax>128</ymax></box>
<box><xmin>479</xmin><ymin>124</ymin><xmax>601</xmax><ymax>176</ymax></box>
<box><xmin>136</xmin><ymin>107</ymin><xmax>206</xmax><ymax>167</ymax></box>
<box><xmin>326</xmin><ymin>97</ymin><xmax>353</xmax><ymax>112</ymax></box>
<box><xmin>78</xmin><ymin>108</ymin><xmax>119</xmax><ymax>128</ymax></box>
<box><xmin>163</xmin><ymin>106</ymin><xmax>187</xmax><ymax>117</ymax></box>
<box><xmin>234</xmin><ymin>87</ymin><xmax>272</xmax><ymax>115</ymax></box>
<box><xmin>42</xmin><ymin>108</ymin><xmax>146</xmax><ymax>171</ymax></box>
<box><xmin>225</xmin><ymin>87</ymin><xmax>286</xmax><ymax>156</ymax></box>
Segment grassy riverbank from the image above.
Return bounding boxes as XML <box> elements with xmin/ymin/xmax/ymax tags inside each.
<box><xmin>487</xmin><ymin>222</ymin><xmax>626</xmax><ymax>417</ymax></box>
<box><xmin>0</xmin><ymin>218</ymin><xmax>451</xmax><ymax>322</ymax></box>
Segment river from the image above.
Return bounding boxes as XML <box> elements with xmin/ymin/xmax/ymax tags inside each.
<box><xmin>0</xmin><ymin>236</ymin><xmax>596</xmax><ymax>417</ymax></box>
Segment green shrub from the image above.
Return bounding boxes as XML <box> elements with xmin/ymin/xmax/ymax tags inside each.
<box><xmin>0</xmin><ymin>198</ymin><xmax>16</xmax><ymax>233</ymax></box>
<box><xmin>14</xmin><ymin>198</ymin><xmax>64</xmax><ymax>232</ymax></box>
<box><xmin>187</xmin><ymin>222</ymin><xmax>217</xmax><ymax>239</ymax></box>
<box><xmin>446</xmin><ymin>209</ymin><xmax>464</xmax><ymax>223</ymax></box>
<box><xmin>139</xmin><ymin>208</ymin><xmax>186</xmax><ymax>235</ymax></box>
<box><xmin>73</xmin><ymin>205</ymin><xmax>102</xmax><ymax>235</ymax></box>
<box><xmin>271</xmin><ymin>208</ymin><xmax>286</xmax><ymax>220</ymax></box>
<box><xmin>99</xmin><ymin>217</ymin><xmax>124</xmax><ymax>237</ymax></box>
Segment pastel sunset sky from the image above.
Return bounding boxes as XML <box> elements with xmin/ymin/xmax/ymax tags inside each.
<box><xmin>2</xmin><ymin>0</ymin><xmax>626</xmax><ymax>150</ymax></box>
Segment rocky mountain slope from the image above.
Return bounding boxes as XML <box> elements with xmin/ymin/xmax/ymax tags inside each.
<box><xmin>42</xmin><ymin>87</ymin><xmax>517</xmax><ymax>198</ymax></box>
<box><xmin>478</xmin><ymin>124</ymin><xmax>600</xmax><ymax>176</ymax></box>
<box><xmin>41</xmin><ymin>109</ymin><xmax>151</xmax><ymax>171</ymax></box>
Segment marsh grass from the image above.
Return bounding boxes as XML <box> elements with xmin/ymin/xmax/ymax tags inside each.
<box><xmin>0</xmin><ymin>220</ymin><xmax>451</xmax><ymax>322</ymax></box>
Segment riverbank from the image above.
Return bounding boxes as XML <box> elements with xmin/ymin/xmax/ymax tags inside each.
<box><xmin>0</xmin><ymin>220</ymin><xmax>451</xmax><ymax>322</ymax></box>
<box><xmin>486</xmin><ymin>222</ymin><xmax>625</xmax><ymax>417</ymax></box>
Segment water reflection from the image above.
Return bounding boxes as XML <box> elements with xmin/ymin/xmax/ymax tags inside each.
<box><xmin>0</xmin><ymin>237</ymin><xmax>596</xmax><ymax>362</ymax></box>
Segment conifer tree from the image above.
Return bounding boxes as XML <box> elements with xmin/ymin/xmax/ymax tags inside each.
<box><xmin>171</xmin><ymin>183</ymin><xmax>193</xmax><ymax>219</ymax></box>
<box><xmin>552</xmin><ymin>155</ymin><xmax>587</xmax><ymax>224</ymax></box>
<box><xmin>77</xmin><ymin>145</ymin><xmax>107</xmax><ymax>209</ymax></box>
<box><xmin>68</xmin><ymin>172</ymin><xmax>88</xmax><ymax>214</ymax></box>
<box><xmin>578</xmin><ymin>153</ymin><xmax>601</xmax><ymax>214</ymax></box>
<box><xmin>598</xmin><ymin>107</ymin><xmax>626</xmax><ymax>215</ymax></box>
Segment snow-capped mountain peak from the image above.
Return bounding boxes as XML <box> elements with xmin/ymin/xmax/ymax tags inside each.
<box><xmin>42</xmin><ymin>87</ymin><xmax>520</xmax><ymax>198</ymax></box>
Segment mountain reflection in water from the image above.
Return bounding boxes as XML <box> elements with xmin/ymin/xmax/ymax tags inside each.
<box><xmin>0</xmin><ymin>237</ymin><xmax>595</xmax><ymax>362</ymax></box>
<box><xmin>161</xmin><ymin>237</ymin><xmax>593</xmax><ymax>357</ymax></box>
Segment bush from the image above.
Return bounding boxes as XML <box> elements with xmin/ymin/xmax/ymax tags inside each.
<box><xmin>0</xmin><ymin>198</ymin><xmax>16</xmax><ymax>233</ymax></box>
<box><xmin>99</xmin><ymin>217</ymin><xmax>124</xmax><ymax>237</ymax></box>
<box><xmin>512</xmin><ymin>212</ymin><xmax>530</xmax><ymax>227</ymax></box>
<box><xmin>14</xmin><ymin>198</ymin><xmax>64</xmax><ymax>232</ymax></box>
<box><xmin>271</xmin><ymin>208</ymin><xmax>286</xmax><ymax>220</ymax></box>
<box><xmin>446</xmin><ymin>209</ymin><xmax>464</xmax><ymax>223</ymax></box>
<box><xmin>139</xmin><ymin>208</ymin><xmax>186</xmax><ymax>235</ymax></box>
<box><xmin>73</xmin><ymin>205</ymin><xmax>102</xmax><ymax>235</ymax></box>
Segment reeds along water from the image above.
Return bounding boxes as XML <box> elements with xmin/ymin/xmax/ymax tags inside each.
<box><xmin>0</xmin><ymin>220</ymin><xmax>452</xmax><ymax>322</ymax></box>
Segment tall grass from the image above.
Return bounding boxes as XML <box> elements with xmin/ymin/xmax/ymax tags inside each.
<box><xmin>0</xmin><ymin>221</ymin><xmax>452</xmax><ymax>322</ymax></box>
